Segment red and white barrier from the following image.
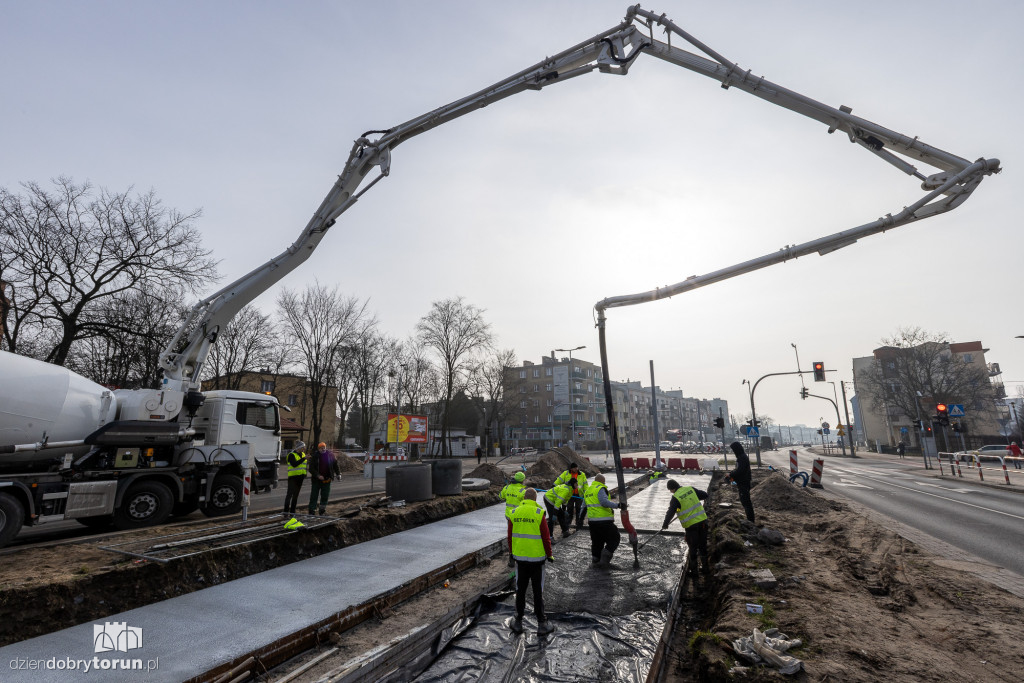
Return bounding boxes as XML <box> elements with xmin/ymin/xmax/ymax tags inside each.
<box><xmin>810</xmin><ymin>458</ymin><xmax>824</xmax><ymax>488</ymax></box>
<box><xmin>789</xmin><ymin>450</ymin><xmax>798</xmax><ymax>477</ymax></box>
<box><xmin>242</xmin><ymin>468</ymin><xmax>252</xmax><ymax>521</ymax></box>
<box><xmin>1002</xmin><ymin>460</ymin><xmax>1010</xmax><ymax>485</ymax></box>
<box><xmin>368</xmin><ymin>454</ymin><xmax>408</xmax><ymax>461</ymax></box>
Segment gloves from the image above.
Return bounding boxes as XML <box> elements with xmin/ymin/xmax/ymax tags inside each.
<box><xmin>661</xmin><ymin>523</ymin><xmax>669</xmax><ymax>531</ymax></box>
<box><xmin>507</xmin><ymin>554</ymin><xmax>515</xmax><ymax>568</ymax></box>
<box><xmin>618</xmin><ymin>502</ymin><xmax>627</xmax><ymax>510</ymax></box>
<box><xmin>547</xmin><ymin>556</ymin><xmax>555</xmax><ymax>563</ymax></box>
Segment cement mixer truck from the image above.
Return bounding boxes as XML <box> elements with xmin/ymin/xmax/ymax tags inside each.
<box><xmin>0</xmin><ymin>5</ymin><xmax>1000</xmax><ymax>547</ymax></box>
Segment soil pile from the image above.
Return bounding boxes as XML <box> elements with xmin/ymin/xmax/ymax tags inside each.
<box><xmin>466</xmin><ymin>463</ymin><xmax>506</xmax><ymax>487</ymax></box>
<box><xmin>668</xmin><ymin>470</ymin><xmax>1024</xmax><ymax>681</ymax></box>
<box><xmin>526</xmin><ymin>447</ymin><xmax>599</xmax><ymax>487</ymax></box>
<box><xmin>336</xmin><ymin>453</ymin><xmax>364</xmax><ymax>473</ymax></box>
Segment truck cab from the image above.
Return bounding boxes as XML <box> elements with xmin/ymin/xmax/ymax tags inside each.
<box><xmin>192</xmin><ymin>391</ymin><xmax>281</xmax><ymax>489</ymax></box>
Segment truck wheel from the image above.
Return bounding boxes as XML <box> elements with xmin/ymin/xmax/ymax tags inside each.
<box><xmin>0</xmin><ymin>492</ymin><xmax>25</xmax><ymax>547</ymax></box>
<box><xmin>114</xmin><ymin>481</ymin><xmax>173</xmax><ymax>530</ymax></box>
<box><xmin>76</xmin><ymin>515</ymin><xmax>114</xmax><ymax>529</ymax></box>
<box><xmin>202</xmin><ymin>474</ymin><xmax>243</xmax><ymax>517</ymax></box>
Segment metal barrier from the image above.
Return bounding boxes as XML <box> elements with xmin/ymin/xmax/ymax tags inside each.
<box><xmin>940</xmin><ymin>452</ymin><xmax>1014</xmax><ymax>485</ymax></box>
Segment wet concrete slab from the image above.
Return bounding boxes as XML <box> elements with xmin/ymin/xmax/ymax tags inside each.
<box><xmin>0</xmin><ymin>503</ymin><xmax>508</xmax><ymax>683</ymax></box>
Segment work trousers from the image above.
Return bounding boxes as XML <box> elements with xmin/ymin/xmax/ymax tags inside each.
<box><xmin>566</xmin><ymin>494</ymin><xmax>584</xmax><ymax>527</ymax></box>
<box><xmin>514</xmin><ymin>559</ymin><xmax>546</xmax><ymax>621</ymax></box>
<box><xmin>283</xmin><ymin>475</ymin><xmax>305</xmax><ymax>514</ymax></box>
<box><xmin>684</xmin><ymin>520</ymin><xmax>709</xmax><ymax>576</ymax></box>
<box><xmin>736</xmin><ymin>481</ymin><xmax>755</xmax><ymax>524</ymax></box>
<box><xmin>588</xmin><ymin>519</ymin><xmax>620</xmax><ymax>562</ymax></box>
<box><xmin>545</xmin><ymin>499</ymin><xmax>569</xmax><ymax>535</ymax></box>
<box><xmin>308</xmin><ymin>478</ymin><xmax>332</xmax><ymax>514</ymax></box>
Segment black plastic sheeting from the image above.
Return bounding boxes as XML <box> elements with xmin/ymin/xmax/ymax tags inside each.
<box><xmin>411</xmin><ymin>529</ymin><xmax>688</xmax><ymax>682</ymax></box>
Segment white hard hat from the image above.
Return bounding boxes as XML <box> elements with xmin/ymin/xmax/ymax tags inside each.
<box><xmin>294</xmin><ymin>441</ymin><xmax>305</xmax><ymax>451</ymax></box>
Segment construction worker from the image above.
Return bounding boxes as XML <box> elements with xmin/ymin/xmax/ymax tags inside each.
<box><xmin>283</xmin><ymin>441</ymin><xmax>307</xmax><ymax>515</ymax></box>
<box><xmin>725</xmin><ymin>441</ymin><xmax>755</xmax><ymax>524</ymax></box>
<box><xmin>307</xmin><ymin>442</ymin><xmax>341</xmax><ymax>515</ymax></box>
<box><xmin>543</xmin><ymin>482</ymin><xmax>573</xmax><ymax>536</ymax></box>
<box><xmin>584</xmin><ymin>473</ymin><xmax>623</xmax><ymax>566</ymax></box>
<box><xmin>662</xmin><ymin>479</ymin><xmax>709</xmax><ymax>579</ymax></box>
<box><xmin>500</xmin><ymin>471</ymin><xmax>526</xmax><ymax>520</ymax></box>
<box><xmin>553</xmin><ymin>463</ymin><xmax>588</xmax><ymax>529</ymax></box>
<box><xmin>507</xmin><ymin>489</ymin><xmax>554</xmax><ymax>635</ymax></box>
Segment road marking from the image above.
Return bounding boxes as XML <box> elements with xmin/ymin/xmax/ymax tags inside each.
<box><xmin>831</xmin><ymin>478</ymin><xmax>872</xmax><ymax>489</ymax></box>
<box><xmin>916</xmin><ymin>482</ymin><xmax>977</xmax><ymax>494</ymax></box>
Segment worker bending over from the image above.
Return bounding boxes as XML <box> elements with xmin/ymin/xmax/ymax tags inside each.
<box><xmin>507</xmin><ymin>488</ymin><xmax>555</xmax><ymax>635</ymax></box>
<box><xmin>584</xmin><ymin>474</ymin><xmax>624</xmax><ymax>566</ymax></box>
<box><xmin>543</xmin><ymin>482</ymin><xmax>573</xmax><ymax>536</ymax></box>
<box><xmin>662</xmin><ymin>479</ymin><xmax>709</xmax><ymax>579</ymax></box>
<box><xmin>500</xmin><ymin>471</ymin><xmax>526</xmax><ymax>521</ymax></box>
<box><xmin>553</xmin><ymin>463</ymin><xmax>588</xmax><ymax>529</ymax></box>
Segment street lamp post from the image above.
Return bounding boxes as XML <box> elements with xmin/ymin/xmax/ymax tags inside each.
<box><xmin>554</xmin><ymin>345</ymin><xmax>585</xmax><ymax>448</ymax></box>
<box><xmin>741</xmin><ymin>379</ymin><xmax>762</xmax><ymax>467</ymax></box>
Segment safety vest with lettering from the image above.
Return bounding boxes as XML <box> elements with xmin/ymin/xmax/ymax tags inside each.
<box><xmin>500</xmin><ymin>483</ymin><xmax>525</xmax><ymax>520</ymax></box>
<box><xmin>544</xmin><ymin>484</ymin><xmax>571</xmax><ymax>508</ymax></box>
<box><xmin>585</xmin><ymin>482</ymin><xmax>614</xmax><ymax>521</ymax></box>
<box><xmin>287</xmin><ymin>451</ymin><xmax>308</xmax><ymax>477</ymax></box>
<box><xmin>511</xmin><ymin>500</ymin><xmax>547</xmax><ymax>561</ymax></box>
<box><xmin>554</xmin><ymin>470</ymin><xmax>587</xmax><ymax>496</ymax></box>
<box><xmin>672</xmin><ymin>486</ymin><xmax>707</xmax><ymax>529</ymax></box>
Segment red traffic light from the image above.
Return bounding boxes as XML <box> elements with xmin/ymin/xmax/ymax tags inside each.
<box><xmin>936</xmin><ymin>403</ymin><xmax>948</xmax><ymax>414</ymax></box>
<box><xmin>812</xmin><ymin>362</ymin><xmax>826</xmax><ymax>382</ymax></box>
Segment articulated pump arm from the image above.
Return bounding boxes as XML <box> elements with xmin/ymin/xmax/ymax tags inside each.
<box><xmin>161</xmin><ymin>4</ymin><xmax>999</xmax><ymax>394</ymax></box>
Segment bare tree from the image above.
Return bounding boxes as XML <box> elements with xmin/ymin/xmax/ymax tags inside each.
<box><xmin>0</xmin><ymin>178</ymin><xmax>218</xmax><ymax>364</ymax></box>
<box><xmin>350</xmin><ymin>331</ymin><xmax>398</xmax><ymax>450</ymax></box>
<box><xmin>416</xmin><ymin>298</ymin><xmax>492</xmax><ymax>456</ymax></box>
<box><xmin>277</xmin><ymin>282</ymin><xmax>372</xmax><ymax>446</ymax></box>
<box><xmin>859</xmin><ymin>327</ymin><xmax>995</xmax><ymax>442</ymax></box>
<box><xmin>67</xmin><ymin>289</ymin><xmax>189</xmax><ymax>389</ymax></box>
<box><xmin>204</xmin><ymin>305</ymin><xmax>280</xmax><ymax>389</ymax></box>
<box><xmin>466</xmin><ymin>348</ymin><xmax>517</xmax><ymax>457</ymax></box>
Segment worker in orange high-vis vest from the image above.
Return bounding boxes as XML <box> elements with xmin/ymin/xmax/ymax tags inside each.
<box><xmin>507</xmin><ymin>488</ymin><xmax>554</xmax><ymax>636</ymax></box>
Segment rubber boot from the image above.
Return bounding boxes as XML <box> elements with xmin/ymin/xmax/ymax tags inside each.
<box><xmin>599</xmin><ymin>548</ymin><xmax>614</xmax><ymax>566</ymax></box>
<box><xmin>510</xmin><ymin>616</ymin><xmax>523</xmax><ymax>633</ymax></box>
<box><xmin>537</xmin><ymin>619</ymin><xmax>554</xmax><ymax>635</ymax></box>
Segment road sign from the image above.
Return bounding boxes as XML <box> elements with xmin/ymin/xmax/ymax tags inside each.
<box><xmin>900</xmin><ymin>427</ymin><xmax>909</xmax><ymax>434</ymax></box>
<box><xmin>948</xmin><ymin>404</ymin><xmax>965</xmax><ymax>417</ymax></box>
<box><xmin>837</xmin><ymin>427</ymin><xmax>845</xmax><ymax>436</ymax></box>
<box><xmin>823</xmin><ymin>428</ymin><xmax>831</xmax><ymax>435</ymax></box>
<box><xmin>750</xmin><ymin>426</ymin><xmax>759</xmax><ymax>437</ymax></box>
<box><xmin>822</xmin><ymin>422</ymin><xmax>830</xmax><ymax>430</ymax></box>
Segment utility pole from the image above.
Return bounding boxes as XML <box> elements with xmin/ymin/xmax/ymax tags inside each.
<box><xmin>649</xmin><ymin>360</ymin><xmax>662</xmax><ymax>468</ymax></box>
<box><xmin>839</xmin><ymin>380</ymin><xmax>856</xmax><ymax>456</ymax></box>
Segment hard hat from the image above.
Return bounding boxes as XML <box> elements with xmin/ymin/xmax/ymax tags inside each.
<box><xmin>293</xmin><ymin>441</ymin><xmax>305</xmax><ymax>451</ymax></box>
<box><xmin>514</xmin><ymin>471</ymin><xmax>525</xmax><ymax>482</ymax></box>
<box><xmin>318</xmin><ymin>442</ymin><xmax>327</xmax><ymax>449</ymax></box>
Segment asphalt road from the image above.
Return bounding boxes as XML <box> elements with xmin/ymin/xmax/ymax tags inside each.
<box><xmin>757</xmin><ymin>446</ymin><xmax>1024</xmax><ymax>578</ymax></box>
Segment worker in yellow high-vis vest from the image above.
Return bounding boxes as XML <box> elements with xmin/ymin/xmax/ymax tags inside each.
<box><xmin>283</xmin><ymin>441</ymin><xmax>307</xmax><ymax>515</ymax></box>
<box><xmin>507</xmin><ymin>488</ymin><xmax>554</xmax><ymax>636</ymax></box>
<box><xmin>500</xmin><ymin>471</ymin><xmax>526</xmax><ymax>521</ymax></box>
<box><xmin>662</xmin><ymin>479</ymin><xmax>710</xmax><ymax>579</ymax></box>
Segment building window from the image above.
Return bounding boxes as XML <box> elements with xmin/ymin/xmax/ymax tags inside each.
<box><xmin>546</xmin><ymin>383</ymin><xmax>552</xmax><ymax>391</ymax></box>
<box><xmin>545</xmin><ymin>367</ymin><xmax>552</xmax><ymax>376</ymax></box>
<box><xmin>534</xmin><ymin>384</ymin><xmax>539</xmax><ymax>392</ymax></box>
<box><xmin>287</xmin><ymin>394</ymin><xmax>298</xmax><ymax>407</ymax></box>
<box><xmin>963</xmin><ymin>353</ymin><xmax>974</xmax><ymax>363</ymax></box>
<box><xmin>547</xmin><ymin>414</ymin><xmax>552</xmax><ymax>422</ymax></box>
<box><xmin>533</xmin><ymin>369</ymin><xmax>540</xmax><ymax>378</ymax></box>
<box><xmin>534</xmin><ymin>416</ymin><xmax>540</xmax><ymax>424</ymax></box>
<box><xmin>519</xmin><ymin>370</ymin><xmax>526</xmax><ymax>379</ymax></box>
<box><xmin>533</xmin><ymin>400</ymin><xmax>539</xmax><ymax>407</ymax></box>
<box><xmin>547</xmin><ymin>399</ymin><xmax>553</xmax><ymax>407</ymax></box>
<box><xmin>519</xmin><ymin>386</ymin><xmax>526</xmax><ymax>393</ymax></box>
<box><xmin>588</xmin><ymin>384</ymin><xmax>592</xmax><ymax>393</ymax></box>
<box><xmin>260</xmin><ymin>380</ymin><xmax>275</xmax><ymax>394</ymax></box>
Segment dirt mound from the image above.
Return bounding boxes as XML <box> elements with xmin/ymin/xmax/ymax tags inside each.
<box><xmin>527</xmin><ymin>447</ymin><xmax>600</xmax><ymax>484</ymax></box>
<box><xmin>336</xmin><ymin>452</ymin><xmax>364</xmax><ymax>473</ymax></box>
<box><xmin>748</xmin><ymin>469</ymin><xmax>834</xmax><ymax>515</ymax></box>
<box><xmin>466</xmin><ymin>463</ymin><xmax>506</xmax><ymax>487</ymax></box>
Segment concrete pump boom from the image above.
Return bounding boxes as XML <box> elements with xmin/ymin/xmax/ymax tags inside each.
<box><xmin>159</xmin><ymin>3</ymin><xmax>998</xmax><ymax>404</ymax></box>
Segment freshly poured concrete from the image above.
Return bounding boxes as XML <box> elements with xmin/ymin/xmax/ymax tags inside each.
<box><xmin>1</xmin><ymin>504</ymin><xmax>508</xmax><ymax>682</ymax></box>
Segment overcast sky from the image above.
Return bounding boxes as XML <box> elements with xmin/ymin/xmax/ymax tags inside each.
<box><xmin>3</xmin><ymin>1</ymin><xmax>1020</xmax><ymax>427</ymax></box>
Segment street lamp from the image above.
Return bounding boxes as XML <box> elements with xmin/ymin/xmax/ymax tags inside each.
<box><xmin>554</xmin><ymin>346</ymin><xmax>585</xmax><ymax>447</ymax></box>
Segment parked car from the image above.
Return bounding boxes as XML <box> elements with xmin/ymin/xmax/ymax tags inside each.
<box><xmin>972</xmin><ymin>444</ymin><xmax>1010</xmax><ymax>460</ymax></box>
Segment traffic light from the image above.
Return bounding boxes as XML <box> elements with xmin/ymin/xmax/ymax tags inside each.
<box><xmin>713</xmin><ymin>417</ymin><xmax>725</xmax><ymax>428</ymax></box>
<box><xmin>800</xmin><ymin>387</ymin><xmax>809</xmax><ymax>399</ymax></box>
<box><xmin>812</xmin><ymin>362</ymin><xmax>826</xmax><ymax>382</ymax></box>
<box><xmin>935</xmin><ymin>403</ymin><xmax>950</xmax><ymax>426</ymax></box>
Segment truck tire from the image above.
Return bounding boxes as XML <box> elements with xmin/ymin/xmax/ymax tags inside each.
<box><xmin>76</xmin><ymin>515</ymin><xmax>114</xmax><ymax>529</ymax></box>
<box><xmin>114</xmin><ymin>481</ymin><xmax>174</xmax><ymax>530</ymax></box>
<box><xmin>202</xmin><ymin>474</ymin><xmax>243</xmax><ymax>517</ymax></box>
<box><xmin>0</xmin><ymin>492</ymin><xmax>25</xmax><ymax>547</ymax></box>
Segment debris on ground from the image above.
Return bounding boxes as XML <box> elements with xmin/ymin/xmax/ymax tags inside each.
<box><xmin>335</xmin><ymin>453</ymin><xmax>364</xmax><ymax>473</ymax></box>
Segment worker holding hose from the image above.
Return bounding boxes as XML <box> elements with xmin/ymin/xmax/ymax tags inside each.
<box><xmin>662</xmin><ymin>479</ymin><xmax>709</xmax><ymax>580</ymax></box>
<box><xmin>584</xmin><ymin>474</ymin><xmax>624</xmax><ymax>566</ymax></box>
<box><xmin>553</xmin><ymin>463</ymin><xmax>588</xmax><ymax>529</ymax></box>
